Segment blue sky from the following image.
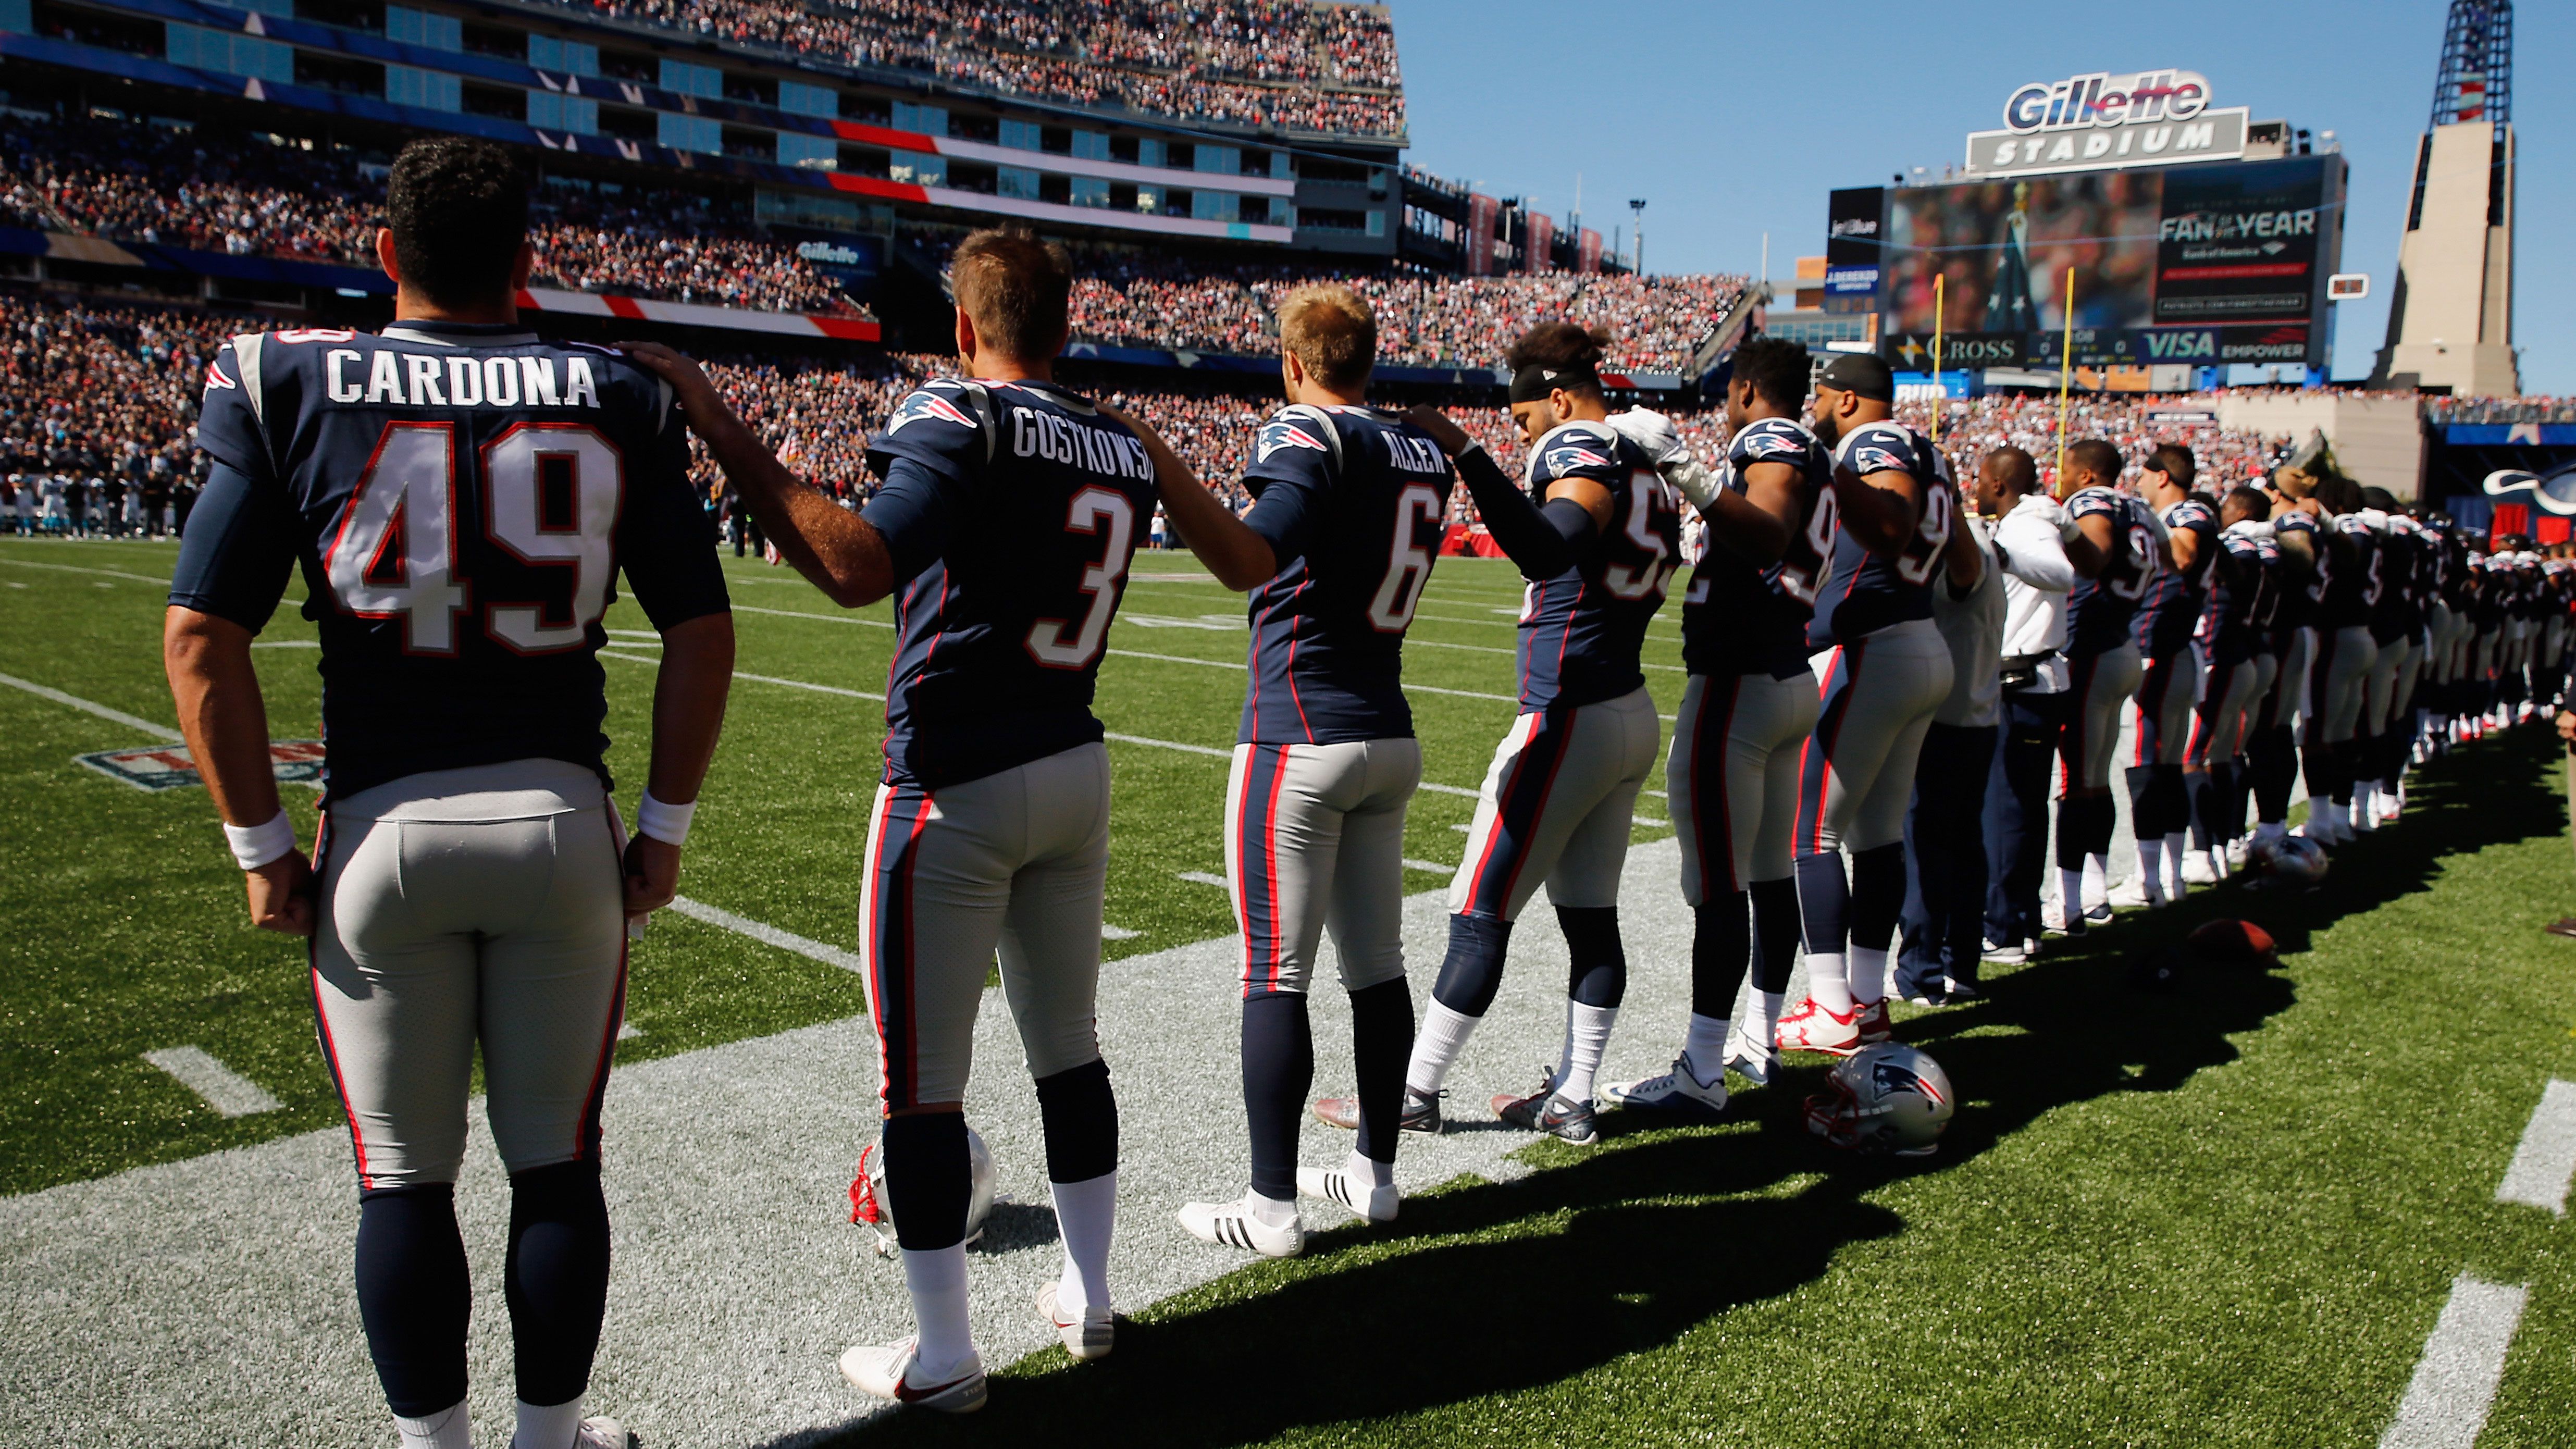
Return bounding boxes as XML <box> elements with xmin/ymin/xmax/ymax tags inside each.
<box><xmin>1392</xmin><ymin>0</ymin><xmax>2568</xmax><ymax>393</ymax></box>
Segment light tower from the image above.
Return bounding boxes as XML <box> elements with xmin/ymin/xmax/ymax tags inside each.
<box><xmin>1628</xmin><ymin>199</ymin><xmax>1646</xmax><ymax>273</ymax></box>
<box><xmin>2371</xmin><ymin>1</ymin><xmax>2518</xmax><ymax>397</ymax></box>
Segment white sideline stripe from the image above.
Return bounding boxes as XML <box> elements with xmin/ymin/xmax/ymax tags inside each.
<box><xmin>0</xmin><ymin>671</ymin><xmax>182</xmax><ymax>741</ymax></box>
<box><xmin>2379</xmin><ymin>1273</ymin><xmax>2528</xmax><ymax>1449</ymax></box>
<box><xmin>250</xmin><ymin>640</ymin><xmax>320</xmax><ymax>649</ymax></box>
<box><xmin>141</xmin><ymin>1047</ymin><xmax>282</xmax><ymax>1118</ymax></box>
<box><xmin>1102</xmin><ymin>924</ymin><xmax>1141</xmax><ymax>940</ymax></box>
<box><xmin>2496</xmin><ymin>1079</ymin><xmax>2576</xmax><ymax>1214</ymax></box>
<box><xmin>1401</xmin><ymin>858</ymin><xmax>1452</xmax><ymax>873</ymax></box>
<box><xmin>732</xmin><ymin>602</ymin><xmax>893</xmax><ymax>629</ymax></box>
<box><xmin>617</xmin><ymin>1021</ymin><xmax>644</xmax><ymax>1040</ymax></box>
<box><xmin>1104</xmin><ymin>730</ymin><xmax>1232</xmax><ymax>761</ymax></box>
<box><xmin>602</xmin><ymin>653</ymin><xmax>887</xmax><ymax>702</ymax></box>
<box><xmin>664</xmin><ymin>896</ymin><xmax>864</xmax><ymax>974</ymax></box>
<box><xmin>1176</xmin><ymin>871</ymin><xmax>1229</xmax><ymax>887</ymax></box>
<box><xmin>0</xmin><ymin>554</ymin><xmax>167</xmax><ymax>585</ymax></box>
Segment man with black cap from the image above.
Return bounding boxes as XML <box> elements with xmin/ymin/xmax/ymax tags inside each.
<box><xmin>1776</xmin><ymin>351</ymin><xmax>1962</xmax><ymax>1057</ymax></box>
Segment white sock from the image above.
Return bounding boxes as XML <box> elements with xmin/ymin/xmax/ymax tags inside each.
<box><xmin>2083</xmin><ymin>854</ymin><xmax>2109</xmax><ymax>910</ymax></box>
<box><xmin>2058</xmin><ymin>868</ymin><xmax>2086</xmax><ymax>918</ymax></box>
<box><xmin>2199</xmin><ymin>848</ymin><xmax>2226</xmax><ymax>879</ymax></box>
<box><xmin>1806</xmin><ymin>952</ymin><xmax>1852</xmax><ymax>1015</ymax></box>
<box><xmin>2162</xmin><ymin>832</ymin><xmax>2189</xmax><ymax>896</ymax></box>
<box><xmin>513</xmin><ymin>1398</ymin><xmax>583</xmax><ymax>1449</ymax></box>
<box><xmin>1404</xmin><ymin>1000</ymin><xmax>1480</xmax><ymax>1098</ymax></box>
<box><xmin>1345</xmin><ymin>1147</ymin><xmax>1392</xmax><ymax>1190</ymax></box>
<box><xmin>1682</xmin><ymin>1012</ymin><xmax>1729</xmax><ymax>1072</ymax></box>
<box><xmin>394</xmin><ymin>1402</ymin><xmax>472</xmax><ymax>1449</ymax></box>
<box><xmin>1847</xmin><ymin>946</ymin><xmax>1889</xmax><ymax>1006</ymax></box>
<box><xmin>1554</xmin><ymin>1001</ymin><xmax>1618</xmax><ymax>1105</ymax></box>
<box><xmin>2307</xmin><ymin>794</ymin><xmax>2333</xmax><ymax>831</ymax></box>
<box><xmin>900</xmin><ymin>1243</ymin><xmax>974</xmax><ymax>1380</ymax></box>
<box><xmin>1048</xmin><ymin>1169</ymin><xmax>1116</xmax><ymax>1316</ymax></box>
<box><xmin>2256</xmin><ymin>819</ymin><xmax>2287</xmax><ymax>843</ymax></box>
<box><xmin>2135</xmin><ymin>838</ymin><xmax>2166</xmax><ymax>901</ymax></box>
<box><xmin>1748</xmin><ymin>991</ymin><xmax>1786</xmax><ymax>1050</ymax></box>
<box><xmin>1247</xmin><ymin>1188</ymin><xmax>1298</xmax><ymax>1229</ymax></box>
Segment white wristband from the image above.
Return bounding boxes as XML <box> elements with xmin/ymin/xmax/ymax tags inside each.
<box><xmin>636</xmin><ymin>791</ymin><xmax>696</xmax><ymax>847</ymax></box>
<box><xmin>222</xmin><ymin>810</ymin><xmax>296</xmax><ymax>871</ymax></box>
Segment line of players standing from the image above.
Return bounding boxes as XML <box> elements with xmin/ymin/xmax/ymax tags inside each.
<box><xmin>4</xmin><ymin>445</ymin><xmax>203</xmax><ymax>538</ymax></box>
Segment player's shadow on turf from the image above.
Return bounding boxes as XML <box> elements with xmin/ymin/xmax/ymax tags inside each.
<box><xmin>796</xmin><ymin>731</ymin><xmax>2561</xmax><ymax>1447</ymax></box>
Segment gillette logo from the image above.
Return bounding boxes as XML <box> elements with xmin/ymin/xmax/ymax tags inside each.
<box><xmin>2004</xmin><ymin>69</ymin><xmax>2211</xmax><ymax>132</ymax></box>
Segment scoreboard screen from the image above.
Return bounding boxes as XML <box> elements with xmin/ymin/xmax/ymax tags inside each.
<box><xmin>1836</xmin><ymin>155</ymin><xmax>2345</xmax><ymax>370</ymax></box>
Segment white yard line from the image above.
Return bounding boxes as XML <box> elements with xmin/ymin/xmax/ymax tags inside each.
<box><xmin>0</xmin><ymin>671</ymin><xmax>182</xmax><ymax>741</ymax></box>
<box><xmin>1401</xmin><ymin>859</ymin><xmax>1453</xmax><ymax>873</ymax></box>
<box><xmin>662</xmin><ymin>896</ymin><xmax>865</xmax><ymax>974</ymax></box>
<box><xmin>1175</xmin><ymin>871</ymin><xmax>1229</xmax><ymax>888</ymax></box>
<box><xmin>2496</xmin><ymin>1079</ymin><xmax>2576</xmax><ymax>1215</ymax></box>
<box><xmin>2379</xmin><ymin>1273</ymin><xmax>2529</xmax><ymax>1449</ymax></box>
<box><xmin>0</xmin><ymin>553</ymin><xmax>169</xmax><ymax>585</ymax></box>
<box><xmin>141</xmin><ymin>1047</ymin><xmax>282</xmax><ymax>1118</ymax></box>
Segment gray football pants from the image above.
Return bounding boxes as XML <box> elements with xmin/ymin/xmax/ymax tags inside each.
<box><xmin>1451</xmin><ymin>687</ymin><xmax>1661</xmax><ymax>920</ymax></box>
<box><xmin>860</xmin><ymin>742</ymin><xmax>1111</xmax><ymax>1111</ymax></box>
<box><xmin>2366</xmin><ymin>634</ymin><xmax>2420</xmax><ymax>739</ymax></box>
<box><xmin>2309</xmin><ymin>625</ymin><xmax>2378</xmax><ymax>746</ymax></box>
<box><xmin>312</xmin><ymin>758</ymin><xmax>626</xmax><ymax>1190</ymax></box>
<box><xmin>1225</xmin><ymin>737</ymin><xmax>1420</xmax><ymax>996</ymax></box>
<box><xmin>1670</xmin><ymin>670</ymin><xmax>1818</xmax><ymax>902</ymax></box>
<box><xmin>2060</xmin><ymin>642</ymin><xmax>2144</xmax><ymax>792</ymax></box>
<box><xmin>1798</xmin><ymin>618</ymin><xmax>1953</xmax><ymax>855</ymax></box>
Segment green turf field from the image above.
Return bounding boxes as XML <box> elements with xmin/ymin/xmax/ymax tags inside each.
<box><xmin>0</xmin><ymin>534</ymin><xmax>1674</xmax><ymax>1194</ymax></box>
<box><xmin>7</xmin><ymin>532</ymin><xmax>2576</xmax><ymax>1446</ymax></box>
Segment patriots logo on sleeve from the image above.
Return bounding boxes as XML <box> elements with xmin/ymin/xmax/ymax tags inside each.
<box><xmin>884</xmin><ymin>387</ymin><xmax>978</xmax><ymax>436</ymax></box>
<box><xmin>1738</xmin><ymin>422</ymin><xmax>1807</xmax><ymax>460</ymax></box>
<box><xmin>1840</xmin><ymin>424</ymin><xmax>1913</xmax><ymax>478</ymax></box>
<box><xmin>2067</xmin><ymin>486</ymin><xmax>2118</xmax><ymax>519</ymax></box>
<box><xmin>1256</xmin><ymin>419</ymin><xmax>1330</xmax><ymax>464</ymax></box>
<box><xmin>1542</xmin><ymin>444</ymin><xmax>1612</xmax><ymax>476</ymax></box>
<box><xmin>202</xmin><ymin>357</ymin><xmax>238</xmax><ymax>391</ymax></box>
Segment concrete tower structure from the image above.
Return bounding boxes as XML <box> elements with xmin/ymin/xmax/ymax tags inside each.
<box><xmin>2373</xmin><ymin>1</ymin><xmax>2518</xmax><ymax>397</ymax></box>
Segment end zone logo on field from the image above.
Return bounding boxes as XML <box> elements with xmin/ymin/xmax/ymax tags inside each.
<box><xmin>78</xmin><ymin>740</ymin><xmax>325</xmax><ymax>792</ymax></box>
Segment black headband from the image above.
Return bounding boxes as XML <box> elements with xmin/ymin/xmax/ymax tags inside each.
<box><xmin>1508</xmin><ymin>363</ymin><xmax>1600</xmax><ymax>404</ymax></box>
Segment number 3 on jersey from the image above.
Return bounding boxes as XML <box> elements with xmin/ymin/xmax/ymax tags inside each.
<box><xmin>323</xmin><ymin>419</ymin><xmax>622</xmax><ymax>655</ymax></box>
<box><xmin>1027</xmin><ymin>486</ymin><xmax>1135</xmax><ymax>668</ymax></box>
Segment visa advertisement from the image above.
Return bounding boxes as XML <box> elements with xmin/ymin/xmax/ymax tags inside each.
<box><xmin>1863</xmin><ymin>155</ymin><xmax>2343</xmax><ymax>370</ymax></box>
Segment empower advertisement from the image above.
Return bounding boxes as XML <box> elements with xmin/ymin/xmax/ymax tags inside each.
<box><xmin>1871</xmin><ymin>155</ymin><xmax>2342</xmax><ymax>370</ymax></box>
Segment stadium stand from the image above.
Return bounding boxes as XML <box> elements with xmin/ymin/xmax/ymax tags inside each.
<box><xmin>0</xmin><ymin>114</ymin><xmax>870</xmax><ymax>318</ymax></box>
<box><xmin>549</xmin><ymin>0</ymin><xmax>1406</xmax><ymax>135</ymax></box>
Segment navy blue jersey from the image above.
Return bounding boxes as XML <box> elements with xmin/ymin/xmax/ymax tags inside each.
<box><xmin>1516</xmin><ymin>420</ymin><xmax>1681</xmax><ymax>711</ymax></box>
<box><xmin>2271</xmin><ymin>509</ymin><xmax>2322</xmax><ymax>631</ymax></box>
<box><xmin>863</xmin><ymin>377</ymin><xmax>1157</xmax><ymax>790</ymax></box>
<box><xmin>2063</xmin><ymin>487</ymin><xmax>2162</xmax><ymax>657</ymax></box>
<box><xmin>2136</xmin><ymin>496</ymin><xmax>2218</xmax><ymax>658</ymax></box>
<box><xmin>2200</xmin><ymin>523</ymin><xmax>2271</xmax><ymax>662</ymax></box>
<box><xmin>1806</xmin><ymin>420</ymin><xmax>1954</xmax><ymax>649</ymax></box>
<box><xmin>1681</xmin><ymin>416</ymin><xmax>1826</xmax><ymax>679</ymax></box>
<box><xmin>2316</xmin><ymin>512</ymin><xmax>2377</xmax><ymax>628</ymax></box>
<box><xmin>171</xmin><ymin>321</ymin><xmax>727</xmax><ymax>800</ymax></box>
<box><xmin>2371</xmin><ymin>517</ymin><xmax>2426</xmax><ymax>643</ymax></box>
<box><xmin>1233</xmin><ymin>403</ymin><xmax>1453</xmax><ymax>744</ymax></box>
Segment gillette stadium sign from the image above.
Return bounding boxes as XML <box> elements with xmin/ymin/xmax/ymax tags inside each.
<box><xmin>1965</xmin><ymin>68</ymin><xmax>2249</xmax><ymax>178</ymax></box>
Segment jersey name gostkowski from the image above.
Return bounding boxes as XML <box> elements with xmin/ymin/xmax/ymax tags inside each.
<box><xmin>1517</xmin><ymin>420</ymin><xmax>1681</xmax><ymax>711</ymax></box>
<box><xmin>1682</xmin><ymin>415</ymin><xmax>1826</xmax><ymax>679</ymax></box>
<box><xmin>1234</xmin><ymin>403</ymin><xmax>1454</xmax><ymax>744</ymax></box>
<box><xmin>174</xmin><ymin>322</ymin><xmax>728</xmax><ymax>800</ymax></box>
<box><xmin>863</xmin><ymin>377</ymin><xmax>1157</xmax><ymax>790</ymax></box>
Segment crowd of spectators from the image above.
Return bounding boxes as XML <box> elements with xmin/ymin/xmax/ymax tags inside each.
<box><xmin>1900</xmin><ymin>392</ymin><xmax>2295</xmax><ymax>493</ymax></box>
<box><xmin>0</xmin><ymin>296</ymin><xmax>228</xmax><ymax>536</ymax></box>
<box><xmin>2428</xmin><ymin>395</ymin><xmax>2576</xmax><ymax>425</ymax></box>
<box><xmin>1031</xmin><ymin>244</ymin><xmax>1746</xmax><ymax>373</ymax></box>
<box><xmin>0</xmin><ymin>114</ymin><xmax>870</xmax><ymax>316</ymax></box>
<box><xmin>561</xmin><ymin>0</ymin><xmax>1405</xmax><ymax>135</ymax></box>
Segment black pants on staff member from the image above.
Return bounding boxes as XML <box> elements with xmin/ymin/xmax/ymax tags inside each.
<box><xmin>1982</xmin><ymin>683</ymin><xmax>2069</xmax><ymax>958</ymax></box>
<box><xmin>1899</xmin><ymin>720</ymin><xmax>2000</xmax><ymax>1001</ymax></box>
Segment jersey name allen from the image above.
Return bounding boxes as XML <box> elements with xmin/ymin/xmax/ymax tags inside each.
<box><xmin>1009</xmin><ymin>405</ymin><xmax>1153</xmax><ymax>482</ymax></box>
<box><xmin>322</xmin><ymin>350</ymin><xmax>604</xmax><ymax>409</ymax></box>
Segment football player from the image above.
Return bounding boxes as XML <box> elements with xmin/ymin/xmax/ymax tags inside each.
<box><xmin>1167</xmin><ymin>284</ymin><xmax>1453</xmax><ymax>1257</ymax></box>
<box><xmin>623</xmin><ymin>227</ymin><xmax>1265</xmax><ymax>1409</ymax></box>
<box><xmin>2044</xmin><ymin>439</ymin><xmax>2164</xmax><ymax>934</ymax></box>
<box><xmin>2359</xmin><ymin>488</ymin><xmax>2426</xmax><ymax>824</ymax></box>
<box><xmin>2118</xmin><ymin>444</ymin><xmax>2216</xmax><ymax>907</ymax></box>
<box><xmin>163</xmin><ymin>140</ymin><xmax>734</xmax><ymax>1449</ymax></box>
<box><xmin>1601</xmin><ymin>337</ymin><xmax>1825</xmax><ymax>1108</ymax></box>
<box><xmin>2184</xmin><ymin>486</ymin><xmax>2277</xmax><ymax>879</ymax></box>
<box><xmin>2245</xmin><ymin>476</ymin><xmax>2321</xmax><ymax>843</ymax></box>
<box><xmin>2302</xmin><ymin>475</ymin><xmax>2379</xmax><ymax>844</ymax></box>
<box><xmin>1770</xmin><ymin>352</ymin><xmax>1957</xmax><ymax>1054</ymax></box>
<box><xmin>1317</xmin><ymin>321</ymin><xmax>1678</xmax><ymax>1147</ymax></box>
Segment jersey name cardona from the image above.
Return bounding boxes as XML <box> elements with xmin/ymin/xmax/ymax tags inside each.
<box><xmin>323</xmin><ymin>350</ymin><xmax>604</xmax><ymax>410</ymax></box>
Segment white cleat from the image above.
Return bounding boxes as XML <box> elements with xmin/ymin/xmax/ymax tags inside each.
<box><xmin>2181</xmin><ymin>849</ymin><xmax>2222</xmax><ymax>886</ymax></box>
<box><xmin>1723</xmin><ymin>1031</ymin><xmax>1778</xmax><ymax>1087</ymax></box>
<box><xmin>1178</xmin><ymin>1196</ymin><xmax>1304</xmax><ymax>1257</ymax></box>
<box><xmin>1036</xmin><ymin>1278</ymin><xmax>1113</xmax><ymax>1360</ymax></box>
<box><xmin>1603</xmin><ymin>1052</ymin><xmax>1731</xmax><ymax>1120</ymax></box>
<box><xmin>839</xmin><ymin>1337</ymin><xmax>987</xmax><ymax>1414</ymax></box>
<box><xmin>569</xmin><ymin>1417</ymin><xmax>637</xmax><ymax>1449</ymax></box>
<box><xmin>2104</xmin><ymin>881</ymin><xmax>2166</xmax><ymax>910</ymax></box>
<box><xmin>1297</xmin><ymin>1165</ymin><xmax>1401</xmax><ymax>1223</ymax></box>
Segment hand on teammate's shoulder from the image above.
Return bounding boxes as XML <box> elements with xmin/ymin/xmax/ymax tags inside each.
<box><xmin>1401</xmin><ymin>405</ymin><xmax>1470</xmax><ymax>456</ymax></box>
